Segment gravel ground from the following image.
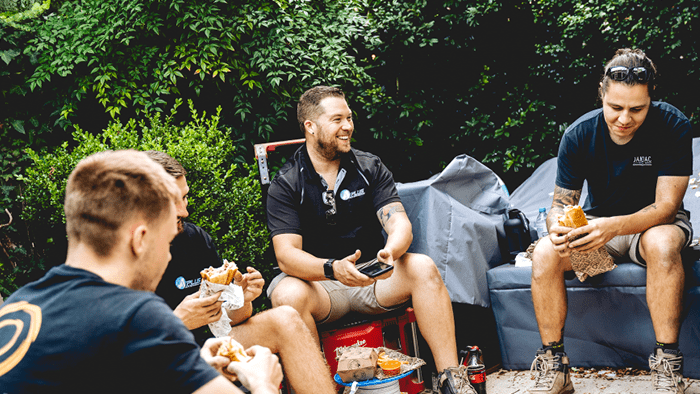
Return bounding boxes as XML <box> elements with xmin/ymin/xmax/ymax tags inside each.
<box><xmin>487</xmin><ymin>368</ymin><xmax>700</xmax><ymax>393</ymax></box>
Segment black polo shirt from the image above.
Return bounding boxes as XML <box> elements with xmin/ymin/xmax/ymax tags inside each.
<box><xmin>266</xmin><ymin>145</ymin><xmax>401</xmax><ymax>264</ymax></box>
<box><xmin>155</xmin><ymin>221</ymin><xmax>221</xmax><ymax>344</ymax></box>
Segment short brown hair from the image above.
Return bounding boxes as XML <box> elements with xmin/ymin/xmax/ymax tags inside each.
<box><xmin>599</xmin><ymin>48</ymin><xmax>657</xmax><ymax>100</ymax></box>
<box><xmin>64</xmin><ymin>150</ymin><xmax>180</xmax><ymax>256</ymax></box>
<box><xmin>297</xmin><ymin>86</ymin><xmax>346</xmax><ymax>133</ymax></box>
<box><xmin>143</xmin><ymin>150</ymin><xmax>187</xmax><ymax>178</ymax></box>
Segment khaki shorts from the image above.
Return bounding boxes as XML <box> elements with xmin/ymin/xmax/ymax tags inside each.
<box><xmin>594</xmin><ymin>210</ymin><xmax>693</xmax><ymax>267</ymax></box>
<box><xmin>266</xmin><ymin>272</ymin><xmax>407</xmax><ymax>325</ymax></box>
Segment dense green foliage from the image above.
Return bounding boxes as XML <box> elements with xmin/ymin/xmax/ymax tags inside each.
<box><xmin>1</xmin><ymin>0</ymin><xmax>698</xmax><ymax>296</ymax></box>
<box><xmin>14</xmin><ymin>101</ymin><xmax>270</xmax><ymax>293</ymax></box>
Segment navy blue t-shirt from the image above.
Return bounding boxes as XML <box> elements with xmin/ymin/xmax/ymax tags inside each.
<box><xmin>266</xmin><ymin>146</ymin><xmax>401</xmax><ymax>263</ymax></box>
<box><xmin>556</xmin><ymin>101</ymin><xmax>692</xmax><ymax>217</ymax></box>
<box><xmin>0</xmin><ymin>265</ymin><xmax>220</xmax><ymax>393</ymax></box>
<box><xmin>156</xmin><ymin>221</ymin><xmax>222</xmax><ymax>345</ymax></box>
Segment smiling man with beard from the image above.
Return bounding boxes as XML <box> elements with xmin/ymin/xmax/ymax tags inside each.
<box><xmin>265</xmin><ymin>86</ymin><xmax>477</xmax><ymax>394</ymax></box>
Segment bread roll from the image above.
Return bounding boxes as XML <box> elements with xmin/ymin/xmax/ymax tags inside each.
<box><xmin>201</xmin><ymin>260</ymin><xmax>243</xmax><ymax>285</ymax></box>
<box><xmin>217</xmin><ymin>337</ymin><xmax>252</xmax><ymax>362</ymax></box>
<box><xmin>557</xmin><ymin>205</ymin><xmax>588</xmax><ymax>228</ymax></box>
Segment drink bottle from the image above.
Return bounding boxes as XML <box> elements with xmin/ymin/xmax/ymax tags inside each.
<box><xmin>535</xmin><ymin>207</ymin><xmax>548</xmax><ymax>239</ymax></box>
<box><xmin>466</xmin><ymin>346</ymin><xmax>487</xmax><ymax>394</ymax></box>
<box><xmin>504</xmin><ymin>209</ymin><xmax>531</xmax><ymax>261</ymax></box>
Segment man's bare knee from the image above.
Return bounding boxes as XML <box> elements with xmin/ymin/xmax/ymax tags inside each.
<box><xmin>640</xmin><ymin>227</ymin><xmax>685</xmax><ymax>270</ymax></box>
<box><xmin>531</xmin><ymin>238</ymin><xmax>566</xmax><ymax>280</ymax></box>
<box><xmin>401</xmin><ymin>254</ymin><xmax>442</xmax><ymax>285</ymax></box>
<box><xmin>270</xmin><ymin>279</ymin><xmax>311</xmax><ymax>308</ymax></box>
<box><xmin>263</xmin><ymin>305</ymin><xmax>305</xmax><ymax>332</ymax></box>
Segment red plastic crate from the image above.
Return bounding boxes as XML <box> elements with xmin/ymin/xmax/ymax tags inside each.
<box><xmin>320</xmin><ymin>307</ymin><xmax>425</xmax><ymax>394</ymax></box>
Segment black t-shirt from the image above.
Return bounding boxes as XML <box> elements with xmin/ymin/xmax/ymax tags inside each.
<box><xmin>0</xmin><ymin>265</ymin><xmax>220</xmax><ymax>393</ymax></box>
<box><xmin>556</xmin><ymin>101</ymin><xmax>692</xmax><ymax>217</ymax></box>
<box><xmin>156</xmin><ymin>221</ymin><xmax>222</xmax><ymax>344</ymax></box>
<box><xmin>266</xmin><ymin>146</ymin><xmax>401</xmax><ymax>263</ymax></box>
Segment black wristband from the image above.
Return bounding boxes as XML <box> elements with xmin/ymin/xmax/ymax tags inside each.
<box><xmin>323</xmin><ymin>258</ymin><xmax>336</xmax><ymax>280</ymax></box>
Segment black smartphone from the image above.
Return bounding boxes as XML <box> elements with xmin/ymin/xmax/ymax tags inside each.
<box><xmin>357</xmin><ymin>258</ymin><xmax>394</xmax><ymax>278</ymax></box>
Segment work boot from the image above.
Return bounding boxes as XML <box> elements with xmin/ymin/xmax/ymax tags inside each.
<box><xmin>434</xmin><ymin>365</ymin><xmax>477</xmax><ymax>394</ymax></box>
<box><xmin>528</xmin><ymin>349</ymin><xmax>574</xmax><ymax>394</ymax></box>
<box><xmin>649</xmin><ymin>347</ymin><xmax>686</xmax><ymax>393</ymax></box>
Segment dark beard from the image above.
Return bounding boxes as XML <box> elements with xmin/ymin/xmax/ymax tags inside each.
<box><xmin>315</xmin><ymin>139</ymin><xmax>342</xmax><ymax>161</ymax></box>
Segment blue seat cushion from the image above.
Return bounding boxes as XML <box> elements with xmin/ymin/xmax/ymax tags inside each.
<box><xmin>487</xmin><ymin>258</ymin><xmax>700</xmax><ymax>379</ymax></box>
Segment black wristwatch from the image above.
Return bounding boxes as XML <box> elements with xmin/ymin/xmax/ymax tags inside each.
<box><xmin>323</xmin><ymin>259</ymin><xmax>336</xmax><ymax>280</ymax></box>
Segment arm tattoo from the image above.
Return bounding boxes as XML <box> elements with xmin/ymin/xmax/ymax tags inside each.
<box><xmin>549</xmin><ymin>186</ymin><xmax>582</xmax><ymax>227</ymax></box>
<box><xmin>552</xmin><ymin>186</ymin><xmax>581</xmax><ymax>208</ymax></box>
<box><xmin>641</xmin><ymin>204</ymin><xmax>658</xmax><ymax>213</ymax></box>
<box><xmin>377</xmin><ymin>203</ymin><xmax>405</xmax><ymax>228</ymax></box>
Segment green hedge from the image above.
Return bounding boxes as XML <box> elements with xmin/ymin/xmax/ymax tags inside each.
<box><xmin>11</xmin><ymin>100</ymin><xmax>270</xmax><ymax>297</ymax></box>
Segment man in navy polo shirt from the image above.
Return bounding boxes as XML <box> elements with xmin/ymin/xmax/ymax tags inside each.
<box><xmin>529</xmin><ymin>49</ymin><xmax>692</xmax><ymax>394</ymax></box>
<box><xmin>266</xmin><ymin>86</ymin><xmax>476</xmax><ymax>394</ymax></box>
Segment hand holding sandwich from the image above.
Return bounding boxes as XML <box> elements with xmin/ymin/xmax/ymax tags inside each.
<box><xmin>199</xmin><ymin>260</ymin><xmax>247</xmax><ymax>336</ymax></box>
<box><xmin>173</xmin><ymin>290</ymin><xmax>224</xmax><ymax>330</ymax></box>
<box><xmin>564</xmin><ymin>217</ymin><xmax>619</xmax><ymax>253</ymax></box>
<box><xmin>554</xmin><ymin>206</ymin><xmax>619</xmax><ymax>254</ymax></box>
<box><xmin>201</xmin><ymin>337</ymin><xmax>282</xmax><ymax>394</ymax></box>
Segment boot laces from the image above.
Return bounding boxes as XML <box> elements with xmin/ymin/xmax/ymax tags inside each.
<box><xmin>650</xmin><ymin>353</ymin><xmax>684</xmax><ymax>392</ymax></box>
<box><xmin>439</xmin><ymin>365</ymin><xmax>476</xmax><ymax>394</ymax></box>
<box><xmin>530</xmin><ymin>353</ymin><xmax>560</xmax><ymax>389</ymax></box>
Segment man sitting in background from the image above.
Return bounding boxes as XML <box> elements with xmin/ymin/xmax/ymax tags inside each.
<box><xmin>146</xmin><ymin>150</ymin><xmax>336</xmax><ymax>394</ymax></box>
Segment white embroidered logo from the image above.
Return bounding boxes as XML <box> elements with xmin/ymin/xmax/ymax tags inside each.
<box><xmin>633</xmin><ymin>156</ymin><xmax>652</xmax><ymax>167</ymax></box>
<box><xmin>340</xmin><ymin>189</ymin><xmax>365</xmax><ymax>201</ymax></box>
<box><xmin>175</xmin><ymin>276</ymin><xmax>201</xmax><ymax>290</ymax></box>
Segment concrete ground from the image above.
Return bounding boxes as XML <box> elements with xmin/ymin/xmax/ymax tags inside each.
<box><xmin>487</xmin><ymin>368</ymin><xmax>700</xmax><ymax>393</ymax></box>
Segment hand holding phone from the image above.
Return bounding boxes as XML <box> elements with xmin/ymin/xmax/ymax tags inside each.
<box><xmin>356</xmin><ymin>258</ymin><xmax>394</xmax><ymax>278</ymax></box>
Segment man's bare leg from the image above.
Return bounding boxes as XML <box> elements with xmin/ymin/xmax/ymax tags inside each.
<box><xmin>639</xmin><ymin>226</ymin><xmax>686</xmax><ymax>344</ymax></box>
<box><xmin>531</xmin><ymin>237</ymin><xmax>571</xmax><ymax>345</ymax></box>
<box><xmin>269</xmin><ymin>277</ymin><xmax>331</xmax><ymax>344</ymax></box>
<box><xmin>376</xmin><ymin>253</ymin><xmax>458</xmax><ymax>371</ymax></box>
<box><xmin>228</xmin><ymin>305</ymin><xmax>336</xmax><ymax>394</ymax></box>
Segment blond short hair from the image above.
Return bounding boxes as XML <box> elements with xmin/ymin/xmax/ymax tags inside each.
<box><xmin>64</xmin><ymin>150</ymin><xmax>180</xmax><ymax>256</ymax></box>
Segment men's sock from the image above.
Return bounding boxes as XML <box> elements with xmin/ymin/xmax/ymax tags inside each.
<box><xmin>655</xmin><ymin>341</ymin><xmax>679</xmax><ymax>352</ymax></box>
<box><xmin>542</xmin><ymin>340</ymin><xmax>565</xmax><ymax>355</ymax></box>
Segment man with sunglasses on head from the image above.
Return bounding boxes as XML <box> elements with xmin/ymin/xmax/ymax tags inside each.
<box><xmin>528</xmin><ymin>48</ymin><xmax>692</xmax><ymax>394</ymax></box>
<box><xmin>265</xmin><ymin>86</ymin><xmax>477</xmax><ymax>394</ymax></box>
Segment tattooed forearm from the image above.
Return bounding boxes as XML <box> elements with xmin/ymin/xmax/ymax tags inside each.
<box><xmin>552</xmin><ymin>186</ymin><xmax>582</xmax><ymax>208</ymax></box>
<box><xmin>548</xmin><ymin>186</ymin><xmax>582</xmax><ymax>227</ymax></box>
<box><xmin>377</xmin><ymin>203</ymin><xmax>405</xmax><ymax>228</ymax></box>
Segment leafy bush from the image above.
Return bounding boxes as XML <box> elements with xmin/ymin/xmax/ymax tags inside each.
<box><xmin>2</xmin><ymin>0</ymin><xmax>699</xmax><ymax>296</ymax></box>
<box><xmin>13</xmin><ymin>100</ymin><xmax>271</xmax><ymax>296</ymax></box>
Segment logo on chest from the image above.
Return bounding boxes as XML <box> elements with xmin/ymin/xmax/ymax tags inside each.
<box><xmin>633</xmin><ymin>156</ymin><xmax>652</xmax><ymax>167</ymax></box>
<box><xmin>175</xmin><ymin>276</ymin><xmax>201</xmax><ymax>290</ymax></box>
<box><xmin>339</xmin><ymin>188</ymin><xmax>365</xmax><ymax>201</ymax></box>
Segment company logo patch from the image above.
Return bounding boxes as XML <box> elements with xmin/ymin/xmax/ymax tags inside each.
<box><xmin>633</xmin><ymin>156</ymin><xmax>652</xmax><ymax>167</ymax></box>
<box><xmin>175</xmin><ymin>276</ymin><xmax>201</xmax><ymax>290</ymax></box>
<box><xmin>339</xmin><ymin>188</ymin><xmax>365</xmax><ymax>201</ymax></box>
<box><xmin>0</xmin><ymin>301</ymin><xmax>42</xmax><ymax>377</ymax></box>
